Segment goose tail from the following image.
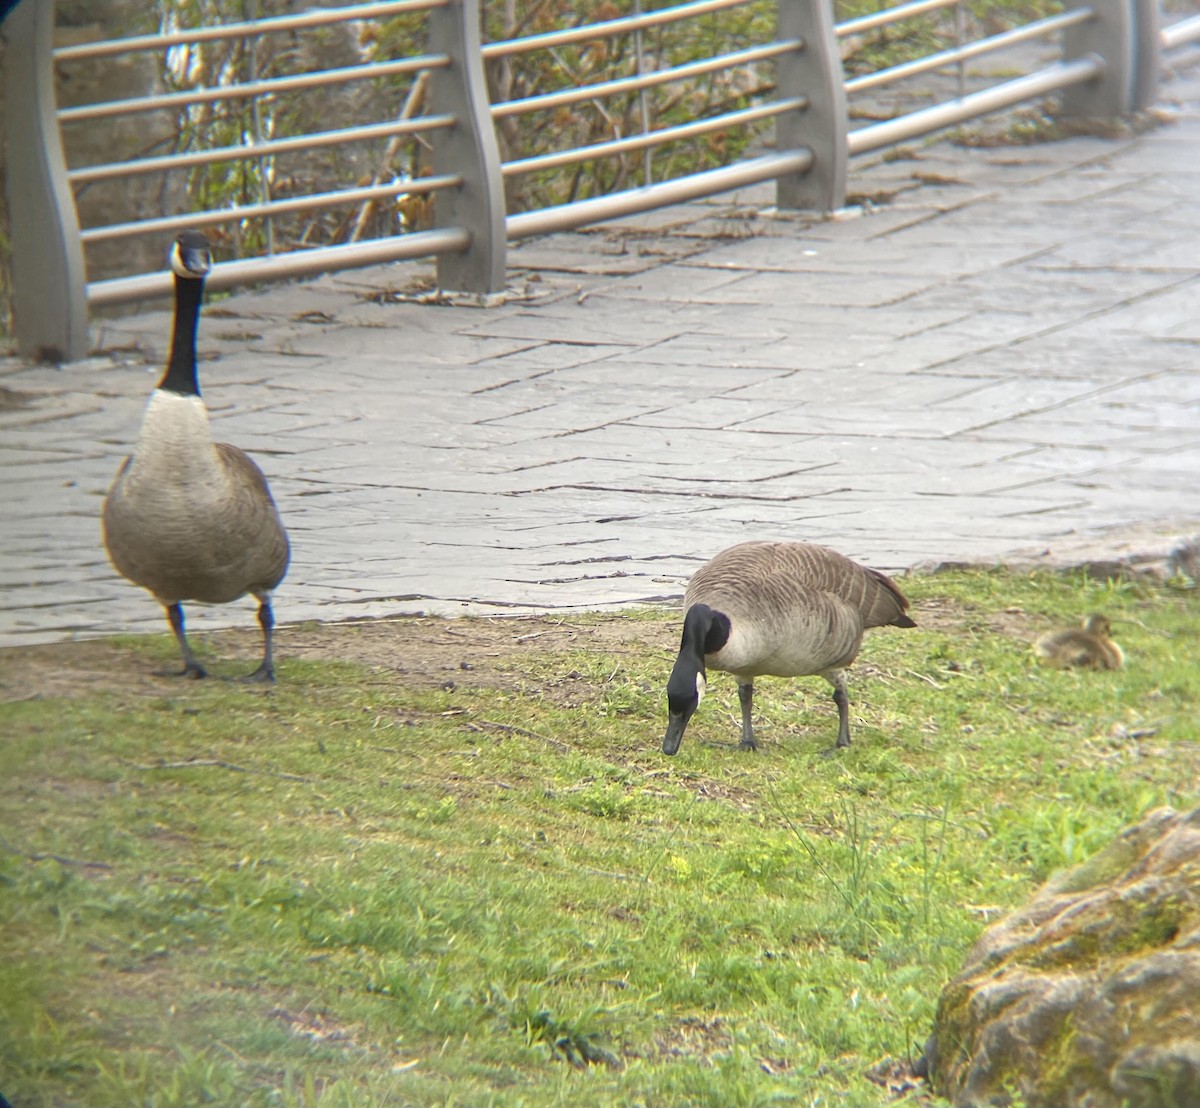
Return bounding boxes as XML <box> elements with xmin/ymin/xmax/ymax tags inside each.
<box><xmin>863</xmin><ymin>566</ymin><xmax>916</xmax><ymax>629</ymax></box>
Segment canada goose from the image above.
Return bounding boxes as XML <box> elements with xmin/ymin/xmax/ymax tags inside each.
<box><xmin>1034</xmin><ymin>614</ymin><xmax>1123</xmax><ymax>671</ymax></box>
<box><xmin>663</xmin><ymin>541</ymin><xmax>916</xmax><ymax>755</ymax></box>
<box><xmin>102</xmin><ymin>230</ymin><xmax>290</xmax><ymax>681</ymax></box>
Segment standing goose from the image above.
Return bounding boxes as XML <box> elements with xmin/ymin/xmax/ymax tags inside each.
<box><xmin>102</xmin><ymin>230</ymin><xmax>290</xmax><ymax>681</ymax></box>
<box><xmin>1034</xmin><ymin>614</ymin><xmax>1124</xmax><ymax>671</ymax></box>
<box><xmin>663</xmin><ymin>541</ymin><xmax>915</xmax><ymax>755</ymax></box>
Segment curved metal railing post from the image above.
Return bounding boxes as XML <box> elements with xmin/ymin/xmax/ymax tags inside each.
<box><xmin>1061</xmin><ymin>0</ymin><xmax>1134</xmax><ymax>117</ymax></box>
<box><xmin>426</xmin><ymin>0</ymin><xmax>506</xmax><ymax>296</ymax></box>
<box><xmin>776</xmin><ymin>0</ymin><xmax>847</xmax><ymax>212</ymax></box>
<box><xmin>3</xmin><ymin>0</ymin><xmax>88</xmax><ymax>362</ymax></box>
<box><xmin>1130</xmin><ymin>0</ymin><xmax>1161</xmax><ymax>111</ymax></box>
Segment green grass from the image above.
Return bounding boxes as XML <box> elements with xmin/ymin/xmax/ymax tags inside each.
<box><xmin>2</xmin><ymin>568</ymin><xmax>1197</xmax><ymax>1107</ymax></box>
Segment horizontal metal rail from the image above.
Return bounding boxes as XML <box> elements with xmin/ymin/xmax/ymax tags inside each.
<box><xmin>59</xmin><ymin>54</ymin><xmax>448</xmax><ymax>124</ymax></box>
<box><xmin>54</xmin><ymin>0</ymin><xmax>446</xmax><ymax>61</ymax></box>
<box><xmin>502</xmin><ymin>98</ymin><xmax>806</xmax><ymax>177</ymax></box>
<box><xmin>6</xmin><ymin>0</ymin><xmax>1168</xmax><ymax>361</ymax></box>
<box><xmin>87</xmin><ymin>225</ymin><xmax>471</xmax><ymax>307</ymax></box>
<box><xmin>81</xmin><ymin>174</ymin><xmax>460</xmax><ymax>244</ymax></box>
<box><xmin>482</xmin><ymin>0</ymin><xmax>752</xmax><ymax>59</ymax></box>
<box><xmin>507</xmin><ymin>150</ymin><xmax>812</xmax><ymax>240</ymax></box>
<box><xmin>1162</xmin><ymin>13</ymin><xmax>1200</xmax><ymax>50</ymax></box>
<box><xmin>848</xmin><ymin>55</ymin><xmax>1104</xmax><ymax>155</ymax></box>
<box><xmin>836</xmin><ymin>0</ymin><xmax>959</xmax><ymax>38</ymax></box>
<box><xmin>845</xmin><ymin>8</ymin><xmax>1094</xmax><ymax>94</ymax></box>
<box><xmin>493</xmin><ymin>39</ymin><xmax>801</xmax><ymax>120</ymax></box>
<box><xmin>69</xmin><ymin>115</ymin><xmax>454</xmax><ymax>186</ymax></box>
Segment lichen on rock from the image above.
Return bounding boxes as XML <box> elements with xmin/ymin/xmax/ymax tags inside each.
<box><xmin>923</xmin><ymin>806</ymin><xmax>1200</xmax><ymax>1108</ymax></box>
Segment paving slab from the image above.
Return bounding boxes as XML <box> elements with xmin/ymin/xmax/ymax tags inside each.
<box><xmin>3</xmin><ymin>63</ymin><xmax>1200</xmax><ymax>647</ymax></box>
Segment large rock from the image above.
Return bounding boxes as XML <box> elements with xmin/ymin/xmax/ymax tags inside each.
<box><xmin>924</xmin><ymin>806</ymin><xmax>1200</xmax><ymax>1108</ymax></box>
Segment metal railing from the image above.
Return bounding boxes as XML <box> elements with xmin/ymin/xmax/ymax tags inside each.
<box><xmin>1161</xmin><ymin>10</ymin><xmax>1200</xmax><ymax>50</ymax></box>
<box><xmin>1</xmin><ymin>0</ymin><xmax>1178</xmax><ymax>362</ymax></box>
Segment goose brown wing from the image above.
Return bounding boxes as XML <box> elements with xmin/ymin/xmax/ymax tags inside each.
<box><xmin>216</xmin><ymin>441</ymin><xmax>276</xmax><ymax>499</ymax></box>
<box><xmin>215</xmin><ymin>442</ymin><xmax>290</xmax><ymax>591</ymax></box>
<box><xmin>101</xmin><ymin>456</ymin><xmax>141</xmax><ymax>584</ymax></box>
<box><xmin>763</xmin><ymin>543</ymin><xmax>915</xmax><ymax>630</ymax></box>
<box><xmin>686</xmin><ymin>541</ymin><xmax>915</xmax><ymax>631</ymax></box>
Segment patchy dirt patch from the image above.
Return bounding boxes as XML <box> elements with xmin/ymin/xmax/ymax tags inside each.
<box><xmin>865</xmin><ymin>1055</ymin><xmax>934</xmax><ymax>1104</ymax></box>
<box><xmin>267</xmin><ymin>1005</ymin><xmax>366</xmax><ymax>1051</ymax></box>
<box><xmin>915</xmin><ymin>595</ymin><xmax>1043</xmax><ymax>641</ymax></box>
<box><xmin>0</xmin><ymin>639</ymin><xmax>157</xmax><ymax>702</ymax></box>
<box><xmin>645</xmin><ymin>1015</ymin><xmax>735</xmax><ymax>1064</ymax></box>
<box><xmin>0</xmin><ymin>590</ymin><xmax>1070</xmax><ymax>708</ymax></box>
<box><xmin>0</xmin><ymin>613</ymin><xmax>678</xmax><ymax>704</ymax></box>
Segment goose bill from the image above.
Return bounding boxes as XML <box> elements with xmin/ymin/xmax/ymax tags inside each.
<box><xmin>662</xmin><ymin>712</ymin><xmax>690</xmax><ymax>756</ymax></box>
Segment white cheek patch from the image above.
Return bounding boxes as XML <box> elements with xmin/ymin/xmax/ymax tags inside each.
<box><xmin>169</xmin><ymin>242</ymin><xmax>186</xmax><ymax>277</ymax></box>
<box><xmin>695</xmin><ymin>672</ymin><xmax>706</xmax><ymax>704</ymax></box>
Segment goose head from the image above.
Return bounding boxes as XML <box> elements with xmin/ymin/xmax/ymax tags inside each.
<box><xmin>662</xmin><ymin>603</ymin><xmax>730</xmax><ymax>756</ymax></box>
<box><xmin>663</xmin><ymin>660</ymin><xmax>706</xmax><ymax>756</ymax></box>
<box><xmin>1082</xmin><ymin>613</ymin><xmax>1113</xmax><ymax>638</ymax></box>
<box><xmin>169</xmin><ymin>230</ymin><xmax>212</xmax><ymax>280</ymax></box>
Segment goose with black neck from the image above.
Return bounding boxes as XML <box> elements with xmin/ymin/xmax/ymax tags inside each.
<box><xmin>663</xmin><ymin>541</ymin><xmax>916</xmax><ymax>756</ymax></box>
<box><xmin>102</xmin><ymin>230</ymin><xmax>290</xmax><ymax>681</ymax></box>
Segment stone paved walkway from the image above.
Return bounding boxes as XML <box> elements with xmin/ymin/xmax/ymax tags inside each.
<box><xmin>3</xmin><ymin>62</ymin><xmax>1199</xmax><ymax>648</ymax></box>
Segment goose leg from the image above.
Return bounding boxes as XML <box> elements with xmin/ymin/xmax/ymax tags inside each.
<box><xmin>164</xmin><ymin>603</ymin><xmax>207</xmax><ymax>679</ymax></box>
<box><xmin>737</xmin><ymin>680</ymin><xmax>757</xmax><ymax>751</ymax></box>
<box><xmin>827</xmin><ymin>669</ymin><xmax>851</xmax><ymax>750</ymax></box>
<box><xmin>244</xmin><ymin>595</ymin><xmax>277</xmax><ymax>683</ymax></box>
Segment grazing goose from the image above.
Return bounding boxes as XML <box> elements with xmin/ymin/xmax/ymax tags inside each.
<box><xmin>1034</xmin><ymin>614</ymin><xmax>1123</xmax><ymax>671</ymax></box>
<box><xmin>102</xmin><ymin>230</ymin><xmax>290</xmax><ymax>681</ymax></box>
<box><xmin>663</xmin><ymin>541</ymin><xmax>916</xmax><ymax>755</ymax></box>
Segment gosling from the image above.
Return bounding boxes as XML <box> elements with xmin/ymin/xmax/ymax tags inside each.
<box><xmin>1035</xmin><ymin>614</ymin><xmax>1124</xmax><ymax>671</ymax></box>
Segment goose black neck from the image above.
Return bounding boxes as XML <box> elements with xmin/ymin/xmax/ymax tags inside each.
<box><xmin>680</xmin><ymin>603</ymin><xmax>731</xmax><ymax>658</ymax></box>
<box><xmin>667</xmin><ymin>604</ymin><xmax>728</xmax><ymax>705</ymax></box>
<box><xmin>157</xmin><ymin>274</ymin><xmax>205</xmax><ymax>396</ymax></box>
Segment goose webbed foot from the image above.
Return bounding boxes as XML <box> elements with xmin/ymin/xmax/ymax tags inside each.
<box><xmin>241</xmin><ymin>662</ymin><xmax>276</xmax><ymax>684</ymax></box>
<box><xmin>155</xmin><ymin>660</ymin><xmax>208</xmax><ymax>680</ymax></box>
<box><xmin>698</xmin><ymin>737</ymin><xmax>748</xmax><ymax>752</ymax></box>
